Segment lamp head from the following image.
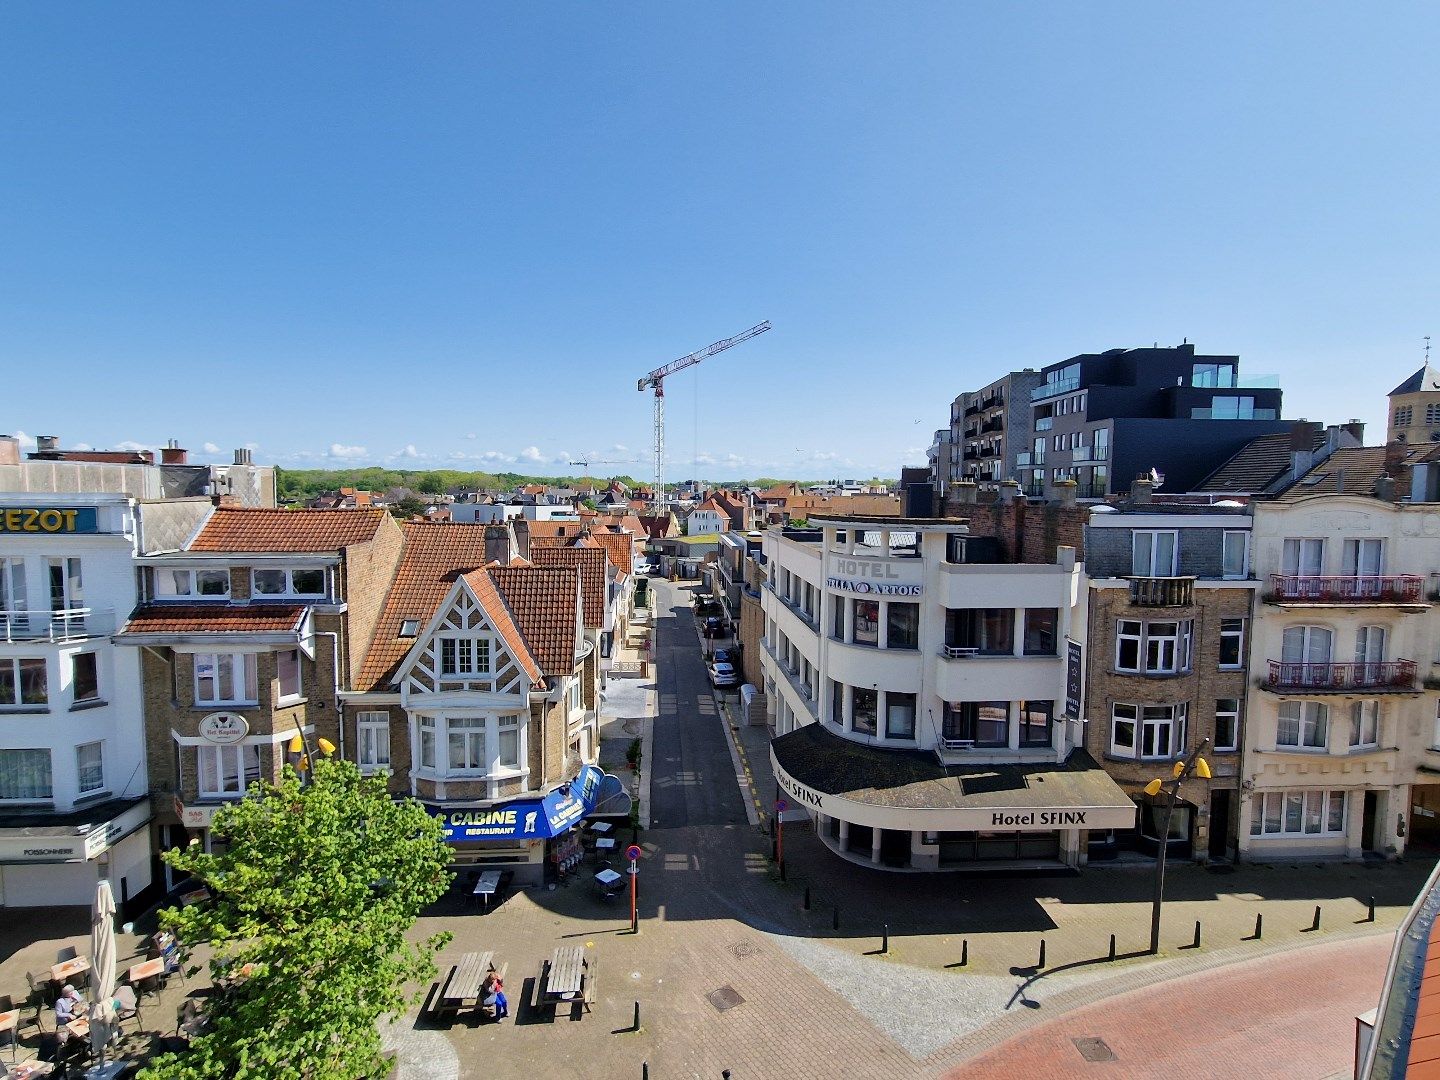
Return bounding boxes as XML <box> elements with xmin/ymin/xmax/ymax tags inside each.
<box><xmin>1194</xmin><ymin>757</ymin><xmax>1212</xmax><ymax>780</ymax></box>
<box><xmin>1144</xmin><ymin>778</ymin><xmax>1163</xmax><ymax>797</ymax></box>
<box><xmin>288</xmin><ymin>734</ymin><xmax>304</xmax><ymax>754</ymax></box>
<box><xmin>1172</xmin><ymin>760</ymin><xmax>1185</xmax><ymax>779</ymax></box>
<box><xmin>317</xmin><ymin>738</ymin><xmax>336</xmax><ymax>756</ymax></box>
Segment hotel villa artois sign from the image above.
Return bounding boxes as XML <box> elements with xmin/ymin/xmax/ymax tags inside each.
<box><xmin>825</xmin><ymin>557</ymin><xmax>923</xmax><ymax>597</ymax></box>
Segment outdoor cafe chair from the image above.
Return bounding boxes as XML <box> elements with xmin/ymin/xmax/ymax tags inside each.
<box><xmin>24</xmin><ymin>973</ymin><xmax>54</xmax><ymax>1011</ymax></box>
<box><xmin>53</xmin><ymin>948</ymin><xmax>76</xmax><ymax>966</ymax></box>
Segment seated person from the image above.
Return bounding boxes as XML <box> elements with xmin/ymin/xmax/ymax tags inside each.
<box><xmin>54</xmin><ymin>984</ymin><xmax>85</xmax><ymax>1040</ymax></box>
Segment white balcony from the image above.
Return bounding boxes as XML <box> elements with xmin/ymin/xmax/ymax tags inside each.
<box><xmin>0</xmin><ymin>608</ymin><xmax>116</xmax><ymax>643</ymax></box>
<box><xmin>934</xmin><ymin>652</ymin><xmax>1059</xmax><ymax>704</ymax></box>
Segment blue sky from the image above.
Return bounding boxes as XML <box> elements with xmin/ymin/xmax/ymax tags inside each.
<box><xmin>2</xmin><ymin>4</ymin><xmax>1437</xmax><ymax>481</ymax></box>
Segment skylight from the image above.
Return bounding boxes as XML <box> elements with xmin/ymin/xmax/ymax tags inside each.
<box><xmin>399</xmin><ymin>619</ymin><xmax>420</xmax><ymax>637</ymax></box>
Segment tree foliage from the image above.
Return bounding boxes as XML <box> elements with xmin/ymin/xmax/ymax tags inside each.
<box><xmin>140</xmin><ymin>760</ymin><xmax>453</xmax><ymax>1080</ymax></box>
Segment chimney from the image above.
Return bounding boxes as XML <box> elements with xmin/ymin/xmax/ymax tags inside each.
<box><xmin>1343</xmin><ymin>419</ymin><xmax>1366</xmax><ymax>444</ymax></box>
<box><xmin>1053</xmin><ymin>479</ymin><xmax>1078</xmax><ymax>508</ymax></box>
<box><xmin>0</xmin><ymin>436</ymin><xmax>19</xmax><ymax>467</ymax></box>
<box><xmin>36</xmin><ymin>435</ymin><xmax>59</xmax><ymax>453</ymax></box>
<box><xmin>484</xmin><ymin>524</ymin><xmax>513</xmax><ymax>565</ymax></box>
<box><xmin>1289</xmin><ymin>419</ymin><xmax>1321</xmax><ymax>479</ymax></box>
<box><xmin>954</xmin><ymin>480</ymin><xmax>979</xmax><ymax>505</ymax></box>
<box><xmin>1130</xmin><ymin>477</ymin><xmax>1154</xmax><ymax>504</ymax></box>
<box><xmin>161</xmin><ymin>438</ymin><xmax>188</xmax><ymax>465</ymax></box>
<box><xmin>233</xmin><ymin>448</ymin><xmax>252</xmax><ymax>466</ymax></box>
<box><xmin>1373</xmin><ymin>475</ymin><xmax>1396</xmax><ymax>502</ymax></box>
<box><xmin>998</xmin><ymin>480</ymin><xmax>1020</xmax><ymax>504</ymax></box>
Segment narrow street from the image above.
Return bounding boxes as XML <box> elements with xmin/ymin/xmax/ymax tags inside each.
<box><xmin>646</xmin><ymin>578</ymin><xmax>748</xmax><ymax>830</ymax></box>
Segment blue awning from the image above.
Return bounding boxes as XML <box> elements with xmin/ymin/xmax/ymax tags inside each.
<box><xmin>426</xmin><ymin>765</ymin><xmax>611</xmax><ymax>843</ymax></box>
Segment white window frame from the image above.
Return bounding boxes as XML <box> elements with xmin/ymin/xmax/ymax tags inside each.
<box><xmin>197</xmin><ymin>743</ymin><xmax>261</xmax><ymax>798</ymax></box>
<box><xmin>1281</xmin><ymin>538</ymin><xmax>1325</xmax><ymax>577</ymax></box>
<box><xmin>417</xmin><ymin>713</ymin><xmax>527</xmax><ymax>780</ymax></box>
<box><xmin>1349</xmin><ymin>700</ymin><xmax>1379</xmax><ymax>750</ymax></box>
<box><xmin>1219</xmin><ymin>619</ymin><xmax>1245</xmax><ymax>670</ymax></box>
<box><xmin>1221</xmin><ymin>531</ymin><xmax>1249</xmax><ymax>579</ymax></box>
<box><xmin>76</xmin><ymin>741</ymin><xmax>105</xmax><ymax>795</ymax></box>
<box><xmin>356</xmin><ymin>711</ymin><xmax>391</xmax><ymax>771</ymax></box>
<box><xmin>1214</xmin><ymin>699</ymin><xmax>1240</xmax><ymax>752</ymax></box>
<box><xmin>276</xmin><ymin>648</ymin><xmax>303</xmax><ymax>704</ymax></box>
<box><xmin>1139</xmin><ymin>702</ymin><xmax>1187</xmax><ymax>760</ymax></box>
<box><xmin>1115</xmin><ymin>619</ymin><xmax>1192</xmax><ymax>675</ymax></box>
<box><xmin>193</xmin><ymin>652</ymin><xmax>259</xmax><ymax>706</ymax></box>
<box><xmin>1342</xmin><ymin>538</ymin><xmax>1385</xmax><ymax>577</ymax></box>
<box><xmin>155</xmin><ymin>568</ymin><xmax>230</xmax><ymax>600</ymax></box>
<box><xmin>1250</xmin><ymin>789</ymin><xmax>1346</xmax><ymax>838</ymax></box>
<box><xmin>1132</xmin><ymin>531</ymin><xmax>1179</xmax><ymax>577</ymax></box>
<box><xmin>445</xmin><ymin>716</ymin><xmax>487</xmax><ymax>776</ymax></box>
<box><xmin>0</xmin><ymin>557</ymin><xmax>28</xmax><ymax>613</ymax></box>
<box><xmin>0</xmin><ymin>657</ymin><xmax>49</xmax><ymax>708</ymax></box>
<box><xmin>1111</xmin><ymin>703</ymin><xmax>1137</xmax><ymax>756</ymax></box>
<box><xmin>1355</xmin><ymin>625</ymin><xmax>1387</xmax><ymax>667</ymax></box>
<box><xmin>251</xmin><ymin>567</ymin><xmax>328</xmax><ymax>600</ymax></box>
<box><xmin>0</xmin><ymin>748</ymin><xmax>52</xmax><ymax>802</ymax></box>
<box><xmin>1276</xmin><ymin>700</ymin><xmax>1329</xmax><ymax>751</ymax></box>
<box><xmin>437</xmin><ymin>636</ymin><xmax>492</xmax><ymax>679</ymax></box>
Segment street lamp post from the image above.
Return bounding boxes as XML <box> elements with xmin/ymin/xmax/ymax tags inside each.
<box><xmin>1145</xmin><ymin>739</ymin><xmax>1211</xmax><ymax>955</ymax></box>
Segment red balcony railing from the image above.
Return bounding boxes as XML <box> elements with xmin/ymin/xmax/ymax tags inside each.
<box><xmin>1267</xmin><ymin>659</ymin><xmax>1417</xmax><ymax>691</ymax></box>
<box><xmin>1268</xmin><ymin>574</ymin><xmax>1424</xmax><ymax>604</ymax></box>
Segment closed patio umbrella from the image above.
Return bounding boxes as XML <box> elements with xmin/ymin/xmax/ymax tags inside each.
<box><xmin>88</xmin><ymin>877</ymin><xmax>118</xmax><ymax>1066</ymax></box>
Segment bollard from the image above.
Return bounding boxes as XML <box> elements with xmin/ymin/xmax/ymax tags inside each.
<box><xmin>643</xmin><ymin>1064</ymin><xmax>649</xmax><ymax>1080</ymax></box>
<box><xmin>1310</xmin><ymin>905</ymin><xmax>1321</xmax><ymax>932</ymax></box>
<box><xmin>633</xmin><ymin>1000</ymin><xmax>641</xmax><ymax>1031</ymax></box>
<box><xmin>779</xmin><ymin>861</ymin><xmax>786</xmax><ymax>882</ymax></box>
<box><xmin>723</xmin><ymin>1073</ymin><xmax>732</xmax><ymax>1079</ymax></box>
<box><xmin>881</xmin><ymin>924</ymin><xmax>889</xmax><ymax>955</ymax></box>
<box><xmin>1190</xmin><ymin>921</ymin><xmax>1201</xmax><ymax>950</ymax></box>
<box><xmin>803</xmin><ymin>885</ymin><xmax>811</xmax><ymax>911</ymax></box>
<box><xmin>960</xmin><ymin>939</ymin><xmax>968</xmax><ymax>967</ymax></box>
<box><xmin>1253</xmin><ymin>913</ymin><xmax>1263</xmax><ymax>940</ymax></box>
<box><xmin>1037</xmin><ymin>938</ymin><xmax>1046</xmax><ymax>970</ymax></box>
<box><xmin>1107</xmin><ymin>934</ymin><xmax>1116</xmax><ymax>962</ymax></box>
<box><xmin>833</xmin><ymin>904</ymin><xmax>840</xmax><ymax>932</ymax></box>
<box><xmin>1368</xmin><ymin>895</ymin><xmax>1376</xmax><ymax>923</ymax></box>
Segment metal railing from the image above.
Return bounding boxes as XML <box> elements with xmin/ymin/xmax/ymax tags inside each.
<box><xmin>0</xmin><ymin>607</ymin><xmax>114</xmax><ymax>642</ymax></box>
<box><xmin>1128</xmin><ymin>577</ymin><xmax>1196</xmax><ymax>607</ymax></box>
<box><xmin>1032</xmin><ymin>377</ymin><xmax>1081</xmax><ymax>401</ymax></box>
<box><xmin>939</xmin><ymin>645</ymin><xmax>981</xmax><ymax>659</ymax></box>
<box><xmin>1266</xmin><ymin>659</ymin><xmax>1417</xmax><ymax>691</ymax></box>
<box><xmin>1268</xmin><ymin>575</ymin><xmax>1424</xmax><ymax>604</ymax></box>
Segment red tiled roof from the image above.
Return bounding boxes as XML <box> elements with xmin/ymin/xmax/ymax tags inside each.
<box><xmin>190</xmin><ymin>508</ymin><xmax>388</xmax><ymax>552</ymax></box>
<box><xmin>527</xmin><ymin>547</ymin><xmax>607</xmax><ymax>629</ymax></box>
<box><xmin>355</xmin><ymin>523</ymin><xmax>499</xmax><ymax>691</ymax></box>
<box><xmin>522</xmin><ymin>520</ymin><xmax>588</xmax><ymax>539</ymax></box>
<box><xmin>589</xmin><ymin>531</ymin><xmax>634</xmax><ymax>581</ymax></box>
<box><xmin>478</xmin><ymin>565</ymin><xmax>580</xmax><ymax>677</ymax></box>
<box><xmin>463</xmin><ymin>569</ymin><xmax>544</xmax><ymax>683</ymax></box>
<box><xmin>120</xmin><ymin>604</ymin><xmax>306</xmax><ymax>635</ymax></box>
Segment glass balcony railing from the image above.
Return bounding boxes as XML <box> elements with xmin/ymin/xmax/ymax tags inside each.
<box><xmin>1032</xmin><ymin>377</ymin><xmax>1081</xmax><ymax>401</ymax></box>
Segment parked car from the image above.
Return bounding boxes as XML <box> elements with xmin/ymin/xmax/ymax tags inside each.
<box><xmin>708</xmin><ymin>660</ymin><xmax>740</xmax><ymax>688</ymax></box>
<box><xmin>703</xmin><ymin>615</ymin><xmax>728</xmax><ymax>637</ymax></box>
<box><xmin>712</xmin><ymin>647</ymin><xmax>735</xmax><ymax>667</ymax></box>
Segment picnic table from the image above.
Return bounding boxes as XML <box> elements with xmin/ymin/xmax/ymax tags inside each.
<box><xmin>589</xmin><ymin>821</ymin><xmax>613</xmax><ymax>834</ymax></box>
<box><xmin>530</xmin><ymin>946</ymin><xmax>598</xmax><ymax>1015</ymax></box>
<box><xmin>471</xmin><ymin>870</ymin><xmax>502</xmax><ymax>910</ymax></box>
<box><xmin>434</xmin><ymin>951</ymin><xmax>502</xmax><ymax>1020</ymax></box>
<box><xmin>594</xmin><ymin>837</ymin><xmax>616</xmax><ymax>859</ymax></box>
<box><xmin>51</xmin><ymin>957</ymin><xmax>90</xmax><ymax>985</ymax></box>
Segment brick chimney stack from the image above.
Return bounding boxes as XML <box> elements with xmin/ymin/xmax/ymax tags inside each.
<box><xmin>161</xmin><ymin>438</ymin><xmax>188</xmax><ymax>465</ymax></box>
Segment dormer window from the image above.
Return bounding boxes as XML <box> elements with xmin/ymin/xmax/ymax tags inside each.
<box><xmin>438</xmin><ymin>636</ymin><xmax>491</xmax><ymax>678</ymax></box>
<box><xmin>252</xmin><ymin>568</ymin><xmax>327</xmax><ymax>600</ymax></box>
<box><xmin>156</xmin><ymin>569</ymin><xmax>230</xmax><ymax>599</ymax></box>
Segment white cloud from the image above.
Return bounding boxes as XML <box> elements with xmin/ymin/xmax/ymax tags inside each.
<box><xmin>9</xmin><ymin>431</ymin><xmax>36</xmax><ymax>450</ymax></box>
<box><xmin>518</xmin><ymin>446</ymin><xmax>543</xmax><ymax>463</ymax></box>
<box><xmin>396</xmin><ymin>445</ymin><xmax>420</xmax><ymax>459</ymax></box>
<box><xmin>465</xmin><ymin>433</ymin><xmax>478</xmax><ymax>440</ymax></box>
<box><xmin>115</xmin><ymin>440</ymin><xmax>152</xmax><ymax>452</ymax></box>
<box><xmin>202</xmin><ymin>442</ymin><xmax>221</xmax><ymax>455</ymax></box>
<box><xmin>481</xmin><ymin>451</ymin><xmax>515</xmax><ymax>464</ymax></box>
<box><xmin>327</xmin><ymin>443</ymin><xmax>368</xmax><ymax>461</ymax></box>
<box><xmin>612</xmin><ymin>444</ymin><xmax>628</xmax><ymax>453</ymax></box>
<box><xmin>72</xmin><ymin>443</ymin><xmax>94</xmax><ymax>452</ymax></box>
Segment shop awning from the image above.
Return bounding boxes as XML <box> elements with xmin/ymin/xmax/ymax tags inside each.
<box><xmin>426</xmin><ymin>765</ymin><xmax>618</xmax><ymax>843</ymax></box>
<box><xmin>0</xmin><ymin>797</ymin><xmax>152</xmax><ymax>865</ymax></box>
<box><xmin>771</xmin><ymin>724</ymin><xmax>1136</xmax><ymax>833</ymax></box>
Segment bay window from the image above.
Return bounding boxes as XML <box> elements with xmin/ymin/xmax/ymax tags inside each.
<box><xmin>498</xmin><ymin>716</ymin><xmax>520</xmax><ymax>768</ymax></box>
<box><xmin>1276</xmin><ymin>701</ymin><xmax>1329</xmax><ymax>750</ymax></box>
<box><xmin>419</xmin><ymin>716</ymin><xmax>437</xmax><ymax>769</ymax></box>
<box><xmin>197</xmin><ymin>744</ymin><xmax>261</xmax><ymax>797</ymax></box>
<box><xmin>194</xmin><ymin>652</ymin><xmax>259</xmax><ymax>706</ymax></box>
<box><xmin>447</xmin><ymin>717</ymin><xmax>487</xmax><ymax>774</ymax></box>
<box><xmin>357</xmin><ymin>711</ymin><xmax>391</xmax><ymax>771</ymax></box>
<box><xmin>1250</xmin><ymin>789</ymin><xmax>1346</xmax><ymax>837</ymax></box>
<box><xmin>0</xmin><ymin>748</ymin><xmax>51</xmax><ymax>801</ymax></box>
<box><xmin>1111</xmin><ymin>702</ymin><xmax>1187</xmax><ymax>759</ymax></box>
<box><xmin>416</xmin><ymin>714</ymin><xmax>526</xmax><ymax>778</ymax></box>
<box><xmin>1115</xmin><ymin>620</ymin><xmax>1192</xmax><ymax>674</ymax></box>
<box><xmin>1111</xmin><ymin>704</ymin><xmax>1137</xmax><ymax>756</ymax></box>
<box><xmin>852</xmin><ymin>600</ymin><xmax>880</xmax><ymax>647</ymax></box>
<box><xmin>886</xmin><ymin>603</ymin><xmax>919</xmax><ymax>650</ymax></box>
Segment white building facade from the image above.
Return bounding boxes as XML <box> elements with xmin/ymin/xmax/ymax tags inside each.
<box><xmin>761</xmin><ymin>514</ymin><xmax>1134</xmax><ymax>871</ymax></box>
<box><xmin>0</xmin><ymin>494</ymin><xmax>153</xmax><ymax>909</ymax></box>
<box><xmin>1243</xmin><ymin>491</ymin><xmax>1440</xmax><ymax>860</ymax></box>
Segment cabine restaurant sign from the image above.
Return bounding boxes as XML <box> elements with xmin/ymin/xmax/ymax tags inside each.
<box><xmin>199</xmin><ymin>712</ymin><xmax>250</xmax><ymax>745</ymax></box>
<box><xmin>825</xmin><ymin>557</ymin><xmax>923</xmax><ymax>597</ymax></box>
<box><xmin>428</xmin><ymin>765</ymin><xmax>607</xmax><ymax>843</ymax></box>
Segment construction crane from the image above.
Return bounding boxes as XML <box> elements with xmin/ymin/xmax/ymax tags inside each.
<box><xmin>637</xmin><ymin>321</ymin><xmax>771</xmax><ymax>512</ymax></box>
<box><xmin>568</xmin><ymin>458</ymin><xmax>640</xmax><ymax>482</ymax></box>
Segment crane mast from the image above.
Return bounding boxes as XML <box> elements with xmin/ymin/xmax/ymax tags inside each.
<box><xmin>636</xmin><ymin>321</ymin><xmax>771</xmax><ymax>513</ymax></box>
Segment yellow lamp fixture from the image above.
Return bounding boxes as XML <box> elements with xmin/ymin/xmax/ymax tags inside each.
<box><xmin>1194</xmin><ymin>757</ymin><xmax>1212</xmax><ymax>780</ymax></box>
<box><xmin>1143</xmin><ymin>778</ymin><xmax>1163</xmax><ymax>797</ymax></box>
<box><xmin>317</xmin><ymin>738</ymin><xmax>337</xmax><ymax>756</ymax></box>
<box><xmin>288</xmin><ymin>734</ymin><xmax>304</xmax><ymax>754</ymax></box>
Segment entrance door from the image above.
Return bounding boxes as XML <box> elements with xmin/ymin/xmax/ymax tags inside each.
<box><xmin>879</xmin><ymin>829</ymin><xmax>911</xmax><ymax>868</ymax></box>
<box><xmin>1209</xmin><ymin>789</ymin><xmax>1232</xmax><ymax>860</ymax></box>
<box><xmin>1362</xmin><ymin>791</ymin><xmax>1379</xmax><ymax>851</ymax></box>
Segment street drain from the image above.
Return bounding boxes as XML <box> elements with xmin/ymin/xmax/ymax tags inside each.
<box><xmin>729</xmin><ymin>940</ymin><xmax>760</xmax><ymax>959</ymax></box>
<box><xmin>1073</xmin><ymin>1037</ymin><xmax>1117</xmax><ymax>1063</ymax></box>
<box><xmin>707</xmin><ymin>986</ymin><xmax>745</xmax><ymax>1012</ymax></box>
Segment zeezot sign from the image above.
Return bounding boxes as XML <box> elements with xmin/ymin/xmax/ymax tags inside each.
<box><xmin>427</xmin><ymin>765</ymin><xmax>608</xmax><ymax>843</ymax></box>
<box><xmin>0</xmin><ymin>506</ymin><xmax>99</xmax><ymax>533</ymax></box>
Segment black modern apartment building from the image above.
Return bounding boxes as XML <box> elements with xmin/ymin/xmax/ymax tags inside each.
<box><xmin>1021</xmin><ymin>343</ymin><xmax>1289</xmax><ymax>497</ymax></box>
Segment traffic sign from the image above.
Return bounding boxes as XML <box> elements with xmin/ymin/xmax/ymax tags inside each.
<box><xmin>775</xmin><ymin>798</ymin><xmax>788</xmax><ymax>813</ymax></box>
<box><xmin>626</xmin><ymin>844</ymin><xmax>643</xmax><ymax>861</ymax></box>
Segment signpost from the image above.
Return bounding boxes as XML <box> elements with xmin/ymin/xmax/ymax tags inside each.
<box><xmin>626</xmin><ymin>844</ymin><xmax>642</xmax><ymax>933</ymax></box>
<box><xmin>775</xmin><ymin>799</ymin><xmax>788</xmax><ymax>869</ymax></box>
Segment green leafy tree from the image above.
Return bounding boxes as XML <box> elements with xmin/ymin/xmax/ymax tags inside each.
<box><xmin>414</xmin><ymin>473</ymin><xmax>445</xmax><ymax>495</ymax></box>
<box><xmin>140</xmin><ymin>759</ymin><xmax>453</xmax><ymax>1080</ymax></box>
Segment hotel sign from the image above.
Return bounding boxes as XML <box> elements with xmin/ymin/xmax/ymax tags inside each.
<box><xmin>0</xmin><ymin>507</ymin><xmax>99</xmax><ymax>533</ymax></box>
<box><xmin>825</xmin><ymin>557</ymin><xmax>922</xmax><ymax>596</ymax></box>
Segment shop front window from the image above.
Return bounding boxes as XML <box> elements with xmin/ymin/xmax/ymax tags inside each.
<box><xmin>851</xmin><ymin>688</ymin><xmax>878</xmax><ymax>735</ymax></box>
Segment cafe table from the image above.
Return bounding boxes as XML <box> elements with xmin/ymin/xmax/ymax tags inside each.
<box><xmin>128</xmin><ymin>956</ymin><xmax>166</xmax><ymax>999</ymax></box>
<box><xmin>51</xmin><ymin>957</ymin><xmax>90</xmax><ymax>985</ymax></box>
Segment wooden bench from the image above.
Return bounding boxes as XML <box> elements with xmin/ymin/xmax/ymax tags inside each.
<box><xmin>432</xmin><ymin>951</ymin><xmax>492</xmax><ymax>1020</ymax></box>
<box><xmin>580</xmin><ymin>955</ymin><xmax>599</xmax><ymax>1013</ymax></box>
